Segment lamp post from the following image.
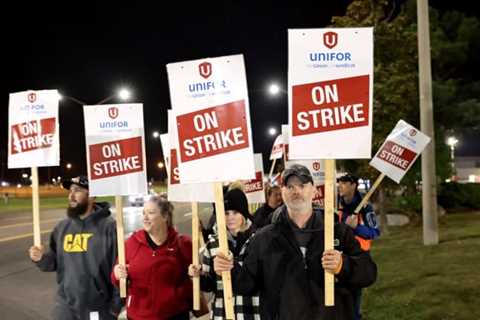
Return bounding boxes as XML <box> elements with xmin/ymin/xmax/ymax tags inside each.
<box><xmin>447</xmin><ymin>136</ymin><xmax>459</xmax><ymax>179</ymax></box>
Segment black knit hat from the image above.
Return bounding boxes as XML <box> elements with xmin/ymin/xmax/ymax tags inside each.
<box><xmin>224</xmin><ymin>188</ymin><xmax>252</xmax><ymax>221</ymax></box>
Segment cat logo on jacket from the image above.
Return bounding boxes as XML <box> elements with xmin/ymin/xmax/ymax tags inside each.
<box><xmin>63</xmin><ymin>233</ymin><xmax>93</xmax><ymax>252</ymax></box>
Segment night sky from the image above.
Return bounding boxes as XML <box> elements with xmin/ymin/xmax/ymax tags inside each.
<box><xmin>1</xmin><ymin>1</ymin><xmax>478</xmax><ymax>183</ymax></box>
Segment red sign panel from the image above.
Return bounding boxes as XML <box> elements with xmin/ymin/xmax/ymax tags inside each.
<box><xmin>10</xmin><ymin>118</ymin><xmax>56</xmax><ymax>154</ymax></box>
<box><xmin>176</xmin><ymin>100</ymin><xmax>250</xmax><ymax>162</ymax></box>
<box><xmin>244</xmin><ymin>171</ymin><xmax>263</xmax><ymax>193</ymax></box>
<box><xmin>170</xmin><ymin>149</ymin><xmax>180</xmax><ymax>185</ymax></box>
<box><xmin>292</xmin><ymin>75</ymin><xmax>370</xmax><ymax>137</ymax></box>
<box><xmin>89</xmin><ymin>136</ymin><xmax>144</xmax><ymax>180</ymax></box>
<box><xmin>377</xmin><ymin>141</ymin><xmax>417</xmax><ymax>170</ymax></box>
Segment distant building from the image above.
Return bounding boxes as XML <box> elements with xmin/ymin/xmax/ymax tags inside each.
<box><xmin>455</xmin><ymin>156</ymin><xmax>480</xmax><ymax>183</ymax></box>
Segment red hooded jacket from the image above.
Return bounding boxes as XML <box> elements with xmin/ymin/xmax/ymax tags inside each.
<box><xmin>111</xmin><ymin>228</ymin><xmax>193</xmax><ymax>320</ymax></box>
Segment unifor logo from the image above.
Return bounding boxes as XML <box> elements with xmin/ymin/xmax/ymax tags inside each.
<box><xmin>27</xmin><ymin>92</ymin><xmax>37</xmax><ymax>103</ymax></box>
<box><xmin>108</xmin><ymin>107</ymin><xmax>119</xmax><ymax>119</ymax></box>
<box><xmin>199</xmin><ymin>62</ymin><xmax>212</xmax><ymax>79</ymax></box>
<box><xmin>409</xmin><ymin>129</ymin><xmax>417</xmax><ymax>137</ymax></box>
<box><xmin>313</xmin><ymin>161</ymin><xmax>321</xmax><ymax>171</ymax></box>
<box><xmin>323</xmin><ymin>31</ymin><xmax>338</xmax><ymax>49</ymax></box>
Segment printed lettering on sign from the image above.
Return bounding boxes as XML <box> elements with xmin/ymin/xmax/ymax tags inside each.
<box><xmin>292</xmin><ymin>75</ymin><xmax>370</xmax><ymax>137</ymax></box>
<box><xmin>89</xmin><ymin>136</ymin><xmax>144</xmax><ymax>180</ymax></box>
<box><xmin>377</xmin><ymin>141</ymin><xmax>417</xmax><ymax>170</ymax></box>
<box><xmin>244</xmin><ymin>171</ymin><xmax>263</xmax><ymax>193</ymax></box>
<box><xmin>313</xmin><ymin>185</ymin><xmax>325</xmax><ymax>207</ymax></box>
<box><xmin>170</xmin><ymin>149</ymin><xmax>180</xmax><ymax>185</ymax></box>
<box><xmin>10</xmin><ymin>118</ymin><xmax>56</xmax><ymax>154</ymax></box>
<box><xmin>283</xmin><ymin>144</ymin><xmax>290</xmax><ymax>161</ymax></box>
<box><xmin>176</xmin><ymin>100</ymin><xmax>249</xmax><ymax>162</ymax></box>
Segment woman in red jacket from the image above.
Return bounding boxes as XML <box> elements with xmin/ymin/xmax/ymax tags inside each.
<box><xmin>112</xmin><ymin>194</ymin><xmax>192</xmax><ymax>320</ymax></box>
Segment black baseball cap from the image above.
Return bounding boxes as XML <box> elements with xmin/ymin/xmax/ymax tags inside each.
<box><xmin>337</xmin><ymin>173</ymin><xmax>359</xmax><ymax>185</ymax></box>
<box><xmin>281</xmin><ymin>164</ymin><xmax>314</xmax><ymax>185</ymax></box>
<box><xmin>62</xmin><ymin>176</ymin><xmax>89</xmax><ymax>190</ymax></box>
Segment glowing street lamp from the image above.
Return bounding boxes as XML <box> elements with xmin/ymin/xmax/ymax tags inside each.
<box><xmin>157</xmin><ymin>162</ymin><xmax>164</xmax><ymax>169</ymax></box>
<box><xmin>152</xmin><ymin>131</ymin><xmax>160</xmax><ymax>139</ymax></box>
<box><xmin>447</xmin><ymin>136</ymin><xmax>459</xmax><ymax>179</ymax></box>
<box><xmin>268</xmin><ymin>127</ymin><xmax>277</xmax><ymax>136</ymax></box>
<box><xmin>268</xmin><ymin>83</ymin><xmax>281</xmax><ymax>96</ymax></box>
<box><xmin>66</xmin><ymin>163</ymin><xmax>72</xmax><ymax>170</ymax></box>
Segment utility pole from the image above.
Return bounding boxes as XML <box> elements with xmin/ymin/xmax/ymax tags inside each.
<box><xmin>417</xmin><ymin>0</ymin><xmax>439</xmax><ymax>245</ymax></box>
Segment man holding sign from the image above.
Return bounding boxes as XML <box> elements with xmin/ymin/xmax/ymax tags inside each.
<box><xmin>214</xmin><ymin>164</ymin><xmax>377</xmax><ymax>320</ymax></box>
<box><xmin>28</xmin><ymin>176</ymin><xmax>121</xmax><ymax>320</ymax></box>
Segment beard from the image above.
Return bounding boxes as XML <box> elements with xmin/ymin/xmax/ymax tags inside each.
<box><xmin>67</xmin><ymin>200</ymin><xmax>89</xmax><ymax>218</ymax></box>
<box><xmin>286</xmin><ymin>197</ymin><xmax>311</xmax><ymax>213</ymax></box>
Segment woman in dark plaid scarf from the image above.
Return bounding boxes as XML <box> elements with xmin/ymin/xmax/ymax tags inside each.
<box><xmin>189</xmin><ymin>188</ymin><xmax>260</xmax><ymax>320</ymax></box>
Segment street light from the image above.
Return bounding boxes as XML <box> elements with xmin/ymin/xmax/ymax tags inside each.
<box><xmin>157</xmin><ymin>162</ymin><xmax>164</xmax><ymax>169</ymax></box>
<box><xmin>152</xmin><ymin>131</ymin><xmax>160</xmax><ymax>139</ymax></box>
<box><xmin>268</xmin><ymin>83</ymin><xmax>281</xmax><ymax>96</ymax></box>
<box><xmin>66</xmin><ymin>163</ymin><xmax>72</xmax><ymax>170</ymax></box>
<box><xmin>447</xmin><ymin>136</ymin><xmax>459</xmax><ymax>179</ymax></box>
<box><xmin>268</xmin><ymin>127</ymin><xmax>277</xmax><ymax>136</ymax></box>
<box><xmin>58</xmin><ymin>87</ymin><xmax>132</xmax><ymax>105</ymax></box>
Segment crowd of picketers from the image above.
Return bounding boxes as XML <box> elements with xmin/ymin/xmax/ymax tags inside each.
<box><xmin>28</xmin><ymin>164</ymin><xmax>379</xmax><ymax>320</ymax></box>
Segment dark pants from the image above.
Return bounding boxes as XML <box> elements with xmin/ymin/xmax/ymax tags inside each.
<box><xmin>52</xmin><ymin>302</ymin><xmax>117</xmax><ymax>320</ymax></box>
<box><xmin>352</xmin><ymin>288</ymin><xmax>362</xmax><ymax>320</ymax></box>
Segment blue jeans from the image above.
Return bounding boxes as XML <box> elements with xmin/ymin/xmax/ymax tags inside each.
<box><xmin>352</xmin><ymin>287</ymin><xmax>362</xmax><ymax>320</ymax></box>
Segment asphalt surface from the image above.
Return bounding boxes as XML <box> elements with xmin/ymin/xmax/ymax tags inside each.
<box><xmin>0</xmin><ymin>202</ymin><xmax>214</xmax><ymax>319</ymax></box>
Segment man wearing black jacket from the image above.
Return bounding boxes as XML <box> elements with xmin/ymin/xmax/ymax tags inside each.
<box><xmin>214</xmin><ymin>164</ymin><xmax>377</xmax><ymax>320</ymax></box>
<box><xmin>28</xmin><ymin>176</ymin><xmax>121</xmax><ymax>320</ymax></box>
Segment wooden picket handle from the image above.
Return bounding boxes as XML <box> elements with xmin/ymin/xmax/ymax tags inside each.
<box><xmin>324</xmin><ymin>160</ymin><xmax>335</xmax><ymax>306</ymax></box>
<box><xmin>354</xmin><ymin>173</ymin><xmax>385</xmax><ymax>214</ymax></box>
<box><xmin>191</xmin><ymin>202</ymin><xmax>201</xmax><ymax>311</ymax></box>
<box><xmin>269</xmin><ymin>158</ymin><xmax>277</xmax><ymax>180</ymax></box>
<box><xmin>31</xmin><ymin>167</ymin><xmax>41</xmax><ymax>247</ymax></box>
<box><xmin>115</xmin><ymin>196</ymin><xmax>127</xmax><ymax>298</ymax></box>
<box><xmin>214</xmin><ymin>182</ymin><xmax>234</xmax><ymax>319</ymax></box>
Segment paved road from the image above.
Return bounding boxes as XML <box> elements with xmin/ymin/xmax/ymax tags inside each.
<box><xmin>0</xmin><ymin>202</ymin><xmax>214</xmax><ymax>319</ymax></box>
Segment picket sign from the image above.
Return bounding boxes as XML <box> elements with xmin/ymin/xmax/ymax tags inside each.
<box><xmin>167</xmin><ymin>55</ymin><xmax>256</xmax><ymax>319</ymax></box>
<box><xmin>31</xmin><ymin>167</ymin><xmax>41</xmax><ymax>246</ymax></box>
<box><xmin>289</xmin><ymin>27</ymin><xmax>374</xmax><ymax>306</ymax></box>
<box><xmin>114</xmin><ymin>196</ymin><xmax>127</xmax><ymax>297</ymax></box>
<box><xmin>8</xmin><ymin>90</ymin><xmax>60</xmax><ymax>247</ymax></box>
<box><xmin>323</xmin><ymin>160</ymin><xmax>336</xmax><ymax>306</ymax></box>
<box><xmin>84</xmin><ymin>103</ymin><xmax>148</xmax><ymax>298</ymax></box>
<box><xmin>191</xmin><ymin>202</ymin><xmax>200</xmax><ymax>310</ymax></box>
<box><xmin>355</xmin><ymin>121</ymin><xmax>431</xmax><ymax>212</ymax></box>
<box><xmin>214</xmin><ymin>182</ymin><xmax>234</xmax><ymax>319</ymax></box>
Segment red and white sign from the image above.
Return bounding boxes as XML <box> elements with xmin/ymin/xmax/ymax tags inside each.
<box><xmin>281</xmin><ymin>125</ymin><xmax>290</xmax><ymax>162</ymax></box>
<box><xmin>270</xmin><ymin>134</ymin><xmax>284</xmax><ymax>160</ymax></box>
<box><xmin>167</xmin><ymin>54</ymin><xmax>255</xmax><ymax>183</ymax></box>
<box><xmin>166</xmin><ymin>111</ymin><xmax>215</xmax><ymax>202</ymax></box>
<box><xmin>8</xmin><ymin>90</ymin><xmax>60</xmax><ymax>168</ymax></box>
<box><xmin>244</xmin><ymin>154</ymin><xmax>266</xmax><ymax>203</ymax></box>
<box><xmin>84</xmin><ymin>104</ymin><xmax>147</xmax><ymax>196</ymax></box>
<box><xmin>160</xmin><ymin>133</ymin><xmax>170</xmax><ymax>172</ymax></box>
<box><xmin>370</xmin><ymin>120</ymin><xmax>431</xmax><ymax>183</ymax></box>
<box><xmin>288</xmin><ymin>28</ymin><xmax>373</xmax><ymax>159</ymax></box>
<box><xmin>286</xmin><ymin>159</ymin><xmax>325</xmax><ymax>208</ymax></box>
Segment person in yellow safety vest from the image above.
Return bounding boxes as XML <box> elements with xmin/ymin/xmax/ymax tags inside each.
<box><xmin>338</xmin><ymin>173</ymin><xmax>380</xmax><ymax>320</ymax></box>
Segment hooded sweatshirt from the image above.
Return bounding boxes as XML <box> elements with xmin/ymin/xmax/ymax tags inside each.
<box><xmin>35</xmin><ymin>202</ymin><xmax>121</xmax><ymax>317</ymax></box>
<box><xmin>111</xmin><ymin>228</ymin><xmax>193</xmax><ymax>320</ymax></box>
